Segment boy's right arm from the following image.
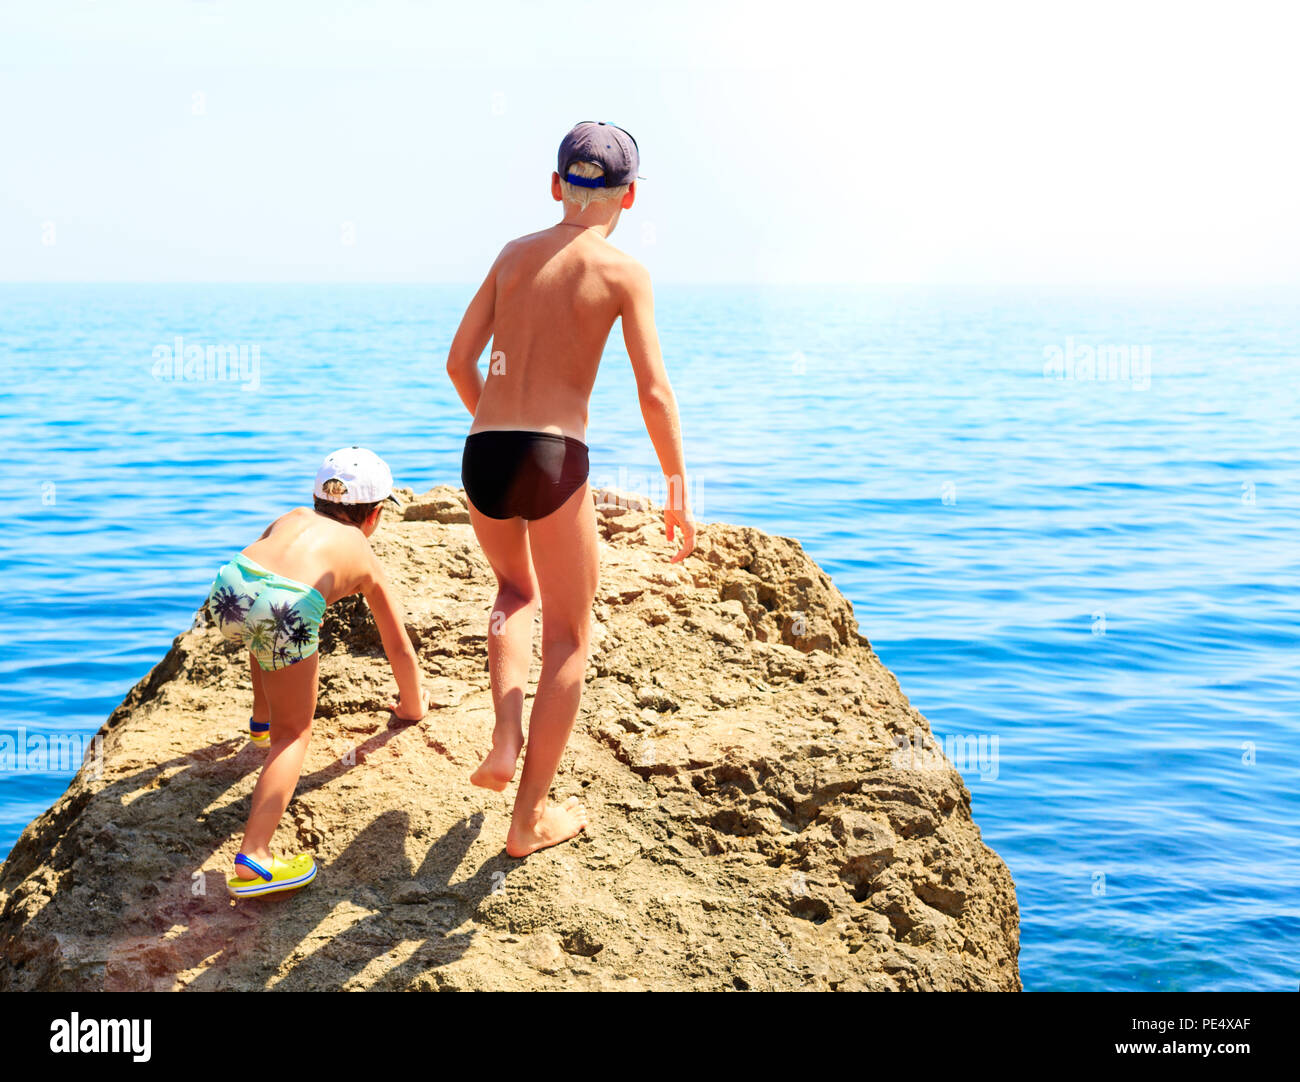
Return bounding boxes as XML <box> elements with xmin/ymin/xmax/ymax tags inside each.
<box><xmin>445</xmin><ymin>251</ymin><xmax>502</xmax><ymax>416</ymax></box>
<box><xmin>359</xmin><ymin>552</ymin><xmax>427</xmax><ymax>720</ymax></box>
<box><xmin>620</xmin><ymin>261</ymin><xmax>696</xmax><ymax>562</ymax></box>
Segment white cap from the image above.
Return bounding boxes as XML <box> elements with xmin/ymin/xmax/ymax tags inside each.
<box><xmin>313</xmin><ymin>446</ymin><xmax>399</xmax><ymax>505</ymax></box>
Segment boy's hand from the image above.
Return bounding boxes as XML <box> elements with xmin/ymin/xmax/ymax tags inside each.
<box><xmin>389</xmin><ymin>687</ymin><xmax>430</xmax><ymax>722</ymax></box>
<box><xmin>665</xmin><ymin>505</ymin><xmax>696</xmax><ymax>563</ymax></box>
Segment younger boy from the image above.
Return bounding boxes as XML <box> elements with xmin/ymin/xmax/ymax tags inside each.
<box><xmin>206</xmin><ymin>446</ymin><xmax>428</xmax><ymax>898</ymax></box>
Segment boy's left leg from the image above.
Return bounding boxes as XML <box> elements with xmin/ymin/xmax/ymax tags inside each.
<box><xmin>235</xmin><ymin>652</ymin><xmax>319</xmax><ymax>877</ymax></box>
<box><xmin>249</xmin><ymin>653</ymin><xmax>270</xmax><ymax>744</ymax></box>
<box><xmin>506</xmin><ymin>483</ymin><xmax>598</xmax><ymax>857</ymax></box>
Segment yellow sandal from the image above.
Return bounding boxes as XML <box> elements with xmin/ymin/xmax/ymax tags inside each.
<box><xmin>226</xmin><ymin>852</ymin><xmax>317</xmax><ymax>899</ymax></box>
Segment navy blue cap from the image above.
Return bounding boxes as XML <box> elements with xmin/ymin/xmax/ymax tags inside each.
<box><xmin>557</xmin><ymin>121</ymin><xmax>640</xmax><ymax>188</ymax></box>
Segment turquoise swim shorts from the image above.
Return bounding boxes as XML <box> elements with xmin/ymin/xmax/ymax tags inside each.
<box><xmin>205</xmin><ymin>554</ymin><xmax>327</xmax><ymax>671</ymax></box>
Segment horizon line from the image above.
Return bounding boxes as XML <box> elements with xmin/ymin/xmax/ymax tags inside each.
<box><xmin>2</xmin><ymin>279</ymin><xmax>1297</xmax><ymax>291</ymax></box>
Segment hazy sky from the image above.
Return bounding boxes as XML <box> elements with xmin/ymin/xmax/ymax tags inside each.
<box><xmin>3</xmin><ymin>0</ymin><xmax>1297</xmax><ymax>285</ymax></box>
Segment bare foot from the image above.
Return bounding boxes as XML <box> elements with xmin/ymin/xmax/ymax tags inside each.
<box><xmin>506</xmin><ymin>796</ymin><xmax>588</xmax><ymax>858</ymax></box>
<box><xmin>470</xmin><ymin>739</ymin><xmax>523</xmax><ymax>792</ymax></box>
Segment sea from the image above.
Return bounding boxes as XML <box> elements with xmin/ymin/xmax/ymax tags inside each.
<box><xmin>2</xmin><ymin>282</ymin><xmax>1297</xmax><ymax>991</ymax></box>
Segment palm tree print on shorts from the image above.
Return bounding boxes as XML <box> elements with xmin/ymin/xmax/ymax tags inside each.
<box><xmin>245</xmin><ymin>619</ymin><xmax>275</xmax><ymax>661</ymax></box>
<box><xmin>243</xmin><ymin>606</ymin><xmax>315</xmax><ymax>670</ymax></box>
<box><xmin>288</xmin><ymin>620</ymin><xmax>314</xmax><ymax>656</ymax></box>
<box><xmin>209</xmin><ymin>586</ymin><xmax>251</xmax><ymax>629</ymax></box>
<box><xmin>268</xmin><ymin>602</ymin><xmax>313</xmax><ymax>664</ymax></box>
<box><xmin>207</xmin><ymin>562</ymin><xmax>321</xmax><ymax>671</ymax></box>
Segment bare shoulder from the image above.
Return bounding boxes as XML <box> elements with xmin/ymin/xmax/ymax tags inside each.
<box><xmin>484</xmin><ymin>235</ymin><xmax>527</xmax><ymax>276</ymax></box>
<box><xmin>606</xmin><ymin>248</ymin><xmax>653</xmax><ymax>306</ymax></box>
<box><xmin>345</xmin><ymin>528</ymin><xmax>383</xmax><ymax>590</ymax></box>
<box><xmin>491</xmin><ymin>231</ymin><xmax>555</xmax><ymax>279</ymax></box>
<box><xmin>260</xmin><ymin>505</ymin><xmax>308</xmax><ymax>538</ymax></box>
<box><xmin>502</xmin><ymin>229</ymin><xmax>551</xmax><ymax>258</ymax></box>
<box><xmin>311</xmin><ymin>516</ymin><xmax>380</xmax><ymax>600</ymax></box>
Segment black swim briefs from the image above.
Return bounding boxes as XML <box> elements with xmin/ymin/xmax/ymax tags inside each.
<box><xmin>461</xmin><ymin>430</ymin><xmax>590</xmax><ymax>521</ymax></box>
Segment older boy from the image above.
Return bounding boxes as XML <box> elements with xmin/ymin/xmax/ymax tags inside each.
<box><xmin>207</xmin><ymin>446</ymin><xmax>428</xmax><ymax>897</ymax></box>
<box><xmin>447</xmin><ymin>121</ymin><xmax>695</xmax><ymax>857</ymax></box>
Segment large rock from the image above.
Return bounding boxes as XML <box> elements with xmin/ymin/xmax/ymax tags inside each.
<box><xmin>0</xmin><ymin>488</ymin><xmax>1020</xmax><ymax>991</ymax></box>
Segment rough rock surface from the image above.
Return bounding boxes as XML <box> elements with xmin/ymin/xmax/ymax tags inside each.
<box><xmin>0</xmin><ymin>487</ymin><xmax>1020</xmax><ymax>991</ymax></box>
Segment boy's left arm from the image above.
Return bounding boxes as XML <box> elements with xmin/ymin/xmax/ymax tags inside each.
<box><xmin>360</xmin><ymin>555</ymin><xmax>427</xmax><ymax>721</ymax></box>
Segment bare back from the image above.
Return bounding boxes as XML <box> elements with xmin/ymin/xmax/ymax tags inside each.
<box><xmin>446</xmin><ymin>195</ymin><xmax>693</xmax><ymax>559</ymax></box>
<box><xmin>470</xmin><ymin>226</ymin><xmax>635</xmax><ymax>441</ymax></box>
<box><xmin>241</xmin><ymin>508</ymin><xmax>376</xmax><ymax>605</ymax></box>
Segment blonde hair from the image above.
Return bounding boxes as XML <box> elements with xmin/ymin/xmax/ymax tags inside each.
<box><xmin>559</xmin><ymin>160</ymin><xmax>630</xmax><ymax>211</ymax></box>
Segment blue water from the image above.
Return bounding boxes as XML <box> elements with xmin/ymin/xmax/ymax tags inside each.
<box><xmin>2</xmin><ymin>283</ymin><xmax>1297</xmax><ymax>991</ymax></box>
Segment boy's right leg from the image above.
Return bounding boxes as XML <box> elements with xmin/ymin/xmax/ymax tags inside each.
<box><xmin>506</xmin><ymin>483</ymin><xmax>598</xmax><ymax>857</ymax></box>
<box><xmin>467</xmin><ymin>505</ymin><xmax>539</xmax><ymax>791</ymax></box>
<box><xmin>235</xmin><ymin>651</ymin><xmax>318</xmax><ymax>876</ymax></box>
